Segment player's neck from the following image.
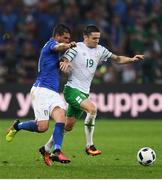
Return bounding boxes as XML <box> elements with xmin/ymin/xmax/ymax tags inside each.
<box><xmin>83</xmin><ymin>41</ymin><xmax>94</xmax><ymax>49</ymax></box>
<box><xmin>52</xmin><ymin>36</ymin><xmax>57</xmax><ymax>41</ymax></box>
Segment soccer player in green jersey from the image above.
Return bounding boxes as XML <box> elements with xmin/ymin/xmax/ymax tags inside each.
<box><xmin>39</xmin><ymin>25</ymin><xmax>144</xmax><ymax>165</ymax></box>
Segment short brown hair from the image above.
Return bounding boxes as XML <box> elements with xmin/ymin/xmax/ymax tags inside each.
<box><xmin>52</xmin><ymin>24</ymin><xmax>71</xmax><ymax>36</ymax></box>
<box><xmin>83</xmin><ymin>25</ymin><xmax>100</xmax><ymax>36</ymax></box>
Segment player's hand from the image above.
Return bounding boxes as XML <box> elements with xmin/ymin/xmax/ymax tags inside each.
<box><xmin>70</xmin><ymin>41</ymin><xmax>77</xmax><ymax>48</ymax></box>
<box><xmin>60</xmin><ymin>61</ymin><xmax>72</xmax><ymax>73</ymax></box>
<box><xmin>132</xmin><ymin>55</ymin><xmax>144</xmax><ymax>61</ymax></box>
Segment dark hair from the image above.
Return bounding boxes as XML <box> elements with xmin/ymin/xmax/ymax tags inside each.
<box><xmin>83</xmin><ymin>25</ymin><xmax>100</xmax><ymax>36</ymax></box>
<box><xmin>52</xmin><ymin>24</ymin><xmax>71</xmax><ymax>36</ymax></box>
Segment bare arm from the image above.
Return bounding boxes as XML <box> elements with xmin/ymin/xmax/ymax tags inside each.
<box><xmin>60</xmin><ymin>58</ymin><xmax>72</xmax><ymax>73</ymax></box>
<box><xmin>54</xmin><ymin>41</ymin><xmax>76</xmax><ymax>52</ymax></box>
<box><xmin>60</xmin><ymin>58</ymin><xmax>70</xmax><ymax>71</ymax></box>
<box><xmin>111</xmin><ymin>54</ymin><xmax>144</xmax><ymax>64</ymax></box>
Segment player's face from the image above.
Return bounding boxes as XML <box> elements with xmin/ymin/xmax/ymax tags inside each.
<box><xmin>85</xmin><ymin>32</ymin><xmax>100</xmax><ymax>48</ymax></box>
<box><xmin>58</xmin><ymin>32</ymin><xmax>71</xmax><ymax>43</ymax></box>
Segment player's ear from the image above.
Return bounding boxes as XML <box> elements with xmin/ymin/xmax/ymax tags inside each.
<box><xmin>83</xmin><ymin>35</ymin><xmax>88</xmax><ymax>39</ymax></box>
<box><xmin>54</xmin><ymin>34</ymin><xmax>60</xmax><ymax>41</ymax></box>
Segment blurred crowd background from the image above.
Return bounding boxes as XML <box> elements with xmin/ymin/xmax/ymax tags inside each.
<box><xmin>0</xmin><ymin>0</ymin><xmax>162</xmax><ymax>85</ymax></box>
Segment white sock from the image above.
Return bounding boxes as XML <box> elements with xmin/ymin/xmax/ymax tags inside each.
<box><xmin>84</xmin><ymin>113</ymin><xmax>96</xmax><ymax>148</ymax></box>
<box><xmin>44</xmin><ymin>135</ymin><xmax>53</xmax><ymax>153</ymax></box>
<box><xmin>44</xmin><ymin>131</ymin><xmax>68</xmax><ymax>153</ymax></box>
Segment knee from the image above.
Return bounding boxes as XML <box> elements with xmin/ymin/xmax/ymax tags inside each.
<box><xmin>65</xmin><ymin>118</ymin><xmax>76</xmax><ymax>132</ymax></box>
<box><xmin>51</xmin><ymin>107</ymin><xmax>66</xmax><ymax>123</ymax></box>
<box><xmin>65</xmin><ymin>122</ymin><xmax>74</xmax><ymax>132</ymax></box>
<box><xmin>88</xmin><ymin>103</ymin><xmax>97</xmax><ymax>115</ymax></box>
<box><xmin>64</xmin><ymin>125</ymin><xmax>73</xmax><ymax>132</ymax></box>
<box><xmin>37</xmin><ymin>122</ymin><xmax>49</xmax><ymax>132</ymax></box>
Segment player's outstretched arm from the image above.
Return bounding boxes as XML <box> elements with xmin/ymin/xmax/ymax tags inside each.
<box><xmin>54</xmin><ymin>41</ymin><xmax>76</xmax><ymax>52</ymax></box>
<box><xmin>111</xmin><ymin>54</ymin><xmax>144</xmax><ymax>64</ymax></box>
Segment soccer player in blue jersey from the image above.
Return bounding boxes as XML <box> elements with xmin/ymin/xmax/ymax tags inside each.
<box><xmin>6</xmin><ymin>24</ymin><xmax>76</xmax><ymax>166</ymax></box>
<box><xmin>39</xmin><ymin>25</ymin><xmax>144</xmax><ymax>166</ymax></box>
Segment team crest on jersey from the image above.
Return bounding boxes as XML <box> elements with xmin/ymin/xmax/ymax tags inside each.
<box><xmin>44</xmin><ymin>110</ymin><xmax>49</xmax><ymax>116</ymax></box>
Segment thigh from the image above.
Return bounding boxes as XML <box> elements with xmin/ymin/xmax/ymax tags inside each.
<box><xmin>31</xmin><ymin>87</ymin><xmax>51</xmax><ymax>121</ymax></box>
<box><xmin>48</xmin><ymin>91</ymin><xmax>66</xmax><ymax>116</ymax></box>
<box><xmin>31</xmin><ymin>87</ymin><xmax>66</xmax><ymax>121</ymax></box>
<box><xmin>64</xmin><ymin>86</ymin><xmax>88</xmax><ymax>109</ymax></box>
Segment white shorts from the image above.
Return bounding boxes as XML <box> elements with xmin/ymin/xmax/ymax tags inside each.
<box><xmin>30</xmin><ymin>86</ymin><xmax>66</xmax><ymax>121</ymax></box>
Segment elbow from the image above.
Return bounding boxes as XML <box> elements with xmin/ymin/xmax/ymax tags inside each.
<box><xmin>59</xmin><ymin>44</ymin><xmax>67</xmax><ymax>51</ymax></box>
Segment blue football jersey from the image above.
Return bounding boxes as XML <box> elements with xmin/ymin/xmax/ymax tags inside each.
<box><xmin>33</xmin><ymin>38</ymin><xmax>60</xmax><ymax>92</ymax></box>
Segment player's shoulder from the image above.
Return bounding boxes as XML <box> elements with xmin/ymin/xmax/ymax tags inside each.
<box><xmin>76</xmin><ymin>42</ymin><xmax>83</xmax><ymax>45</ymax></box>
<box><xmin>75</xmin><ymin>42</ymin><xmax>83</xmax><ymax>47</ymax></box>
<box><xmin>47</xmin><ymin>38</ymin><xmax>57</xmax><ymax>44</ymax></box>
<box><xmin>43</xmin><ymin>38</ymin><xmax>57</xmax><ymax>49</ymax></box>
<box><xmin>97</xmin><ymin>44</ymin><xmax>107</xmax><ymax>51</ymax></box>
<box><xmin>69</xmin><ymin>42</ymin><xmax>83</xmax><ymax>53</ymax></box>
<box><xmin>97</xmin><ymin>44</ymin><xmax>112</xmax><ymax>54</ymax></box>
<box><xmin>49</xmin><ymin>38</ymin><xmax>58</xmax><ymax>46</ymax></box>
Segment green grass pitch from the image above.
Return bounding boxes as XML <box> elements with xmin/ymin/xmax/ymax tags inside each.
<box><xmin>0</xmin><ymin>119</ymin><xmax>162</xmax><ymax>179</ymax></box>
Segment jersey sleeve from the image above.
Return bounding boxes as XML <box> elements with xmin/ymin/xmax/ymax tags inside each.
<box><xmin>49</xmin><ymin>41</ymin><xmax>58</xmax><ymax>50</ymax></box>
<box><xmin>99</xmin><ymin>46</ymin><xmax>112</xmax><ymax>62</ymax></box>
<box><xmin>62</xmin><ymin>47</ymin><xmax>78</xmax><ymax>61</ymax></box>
